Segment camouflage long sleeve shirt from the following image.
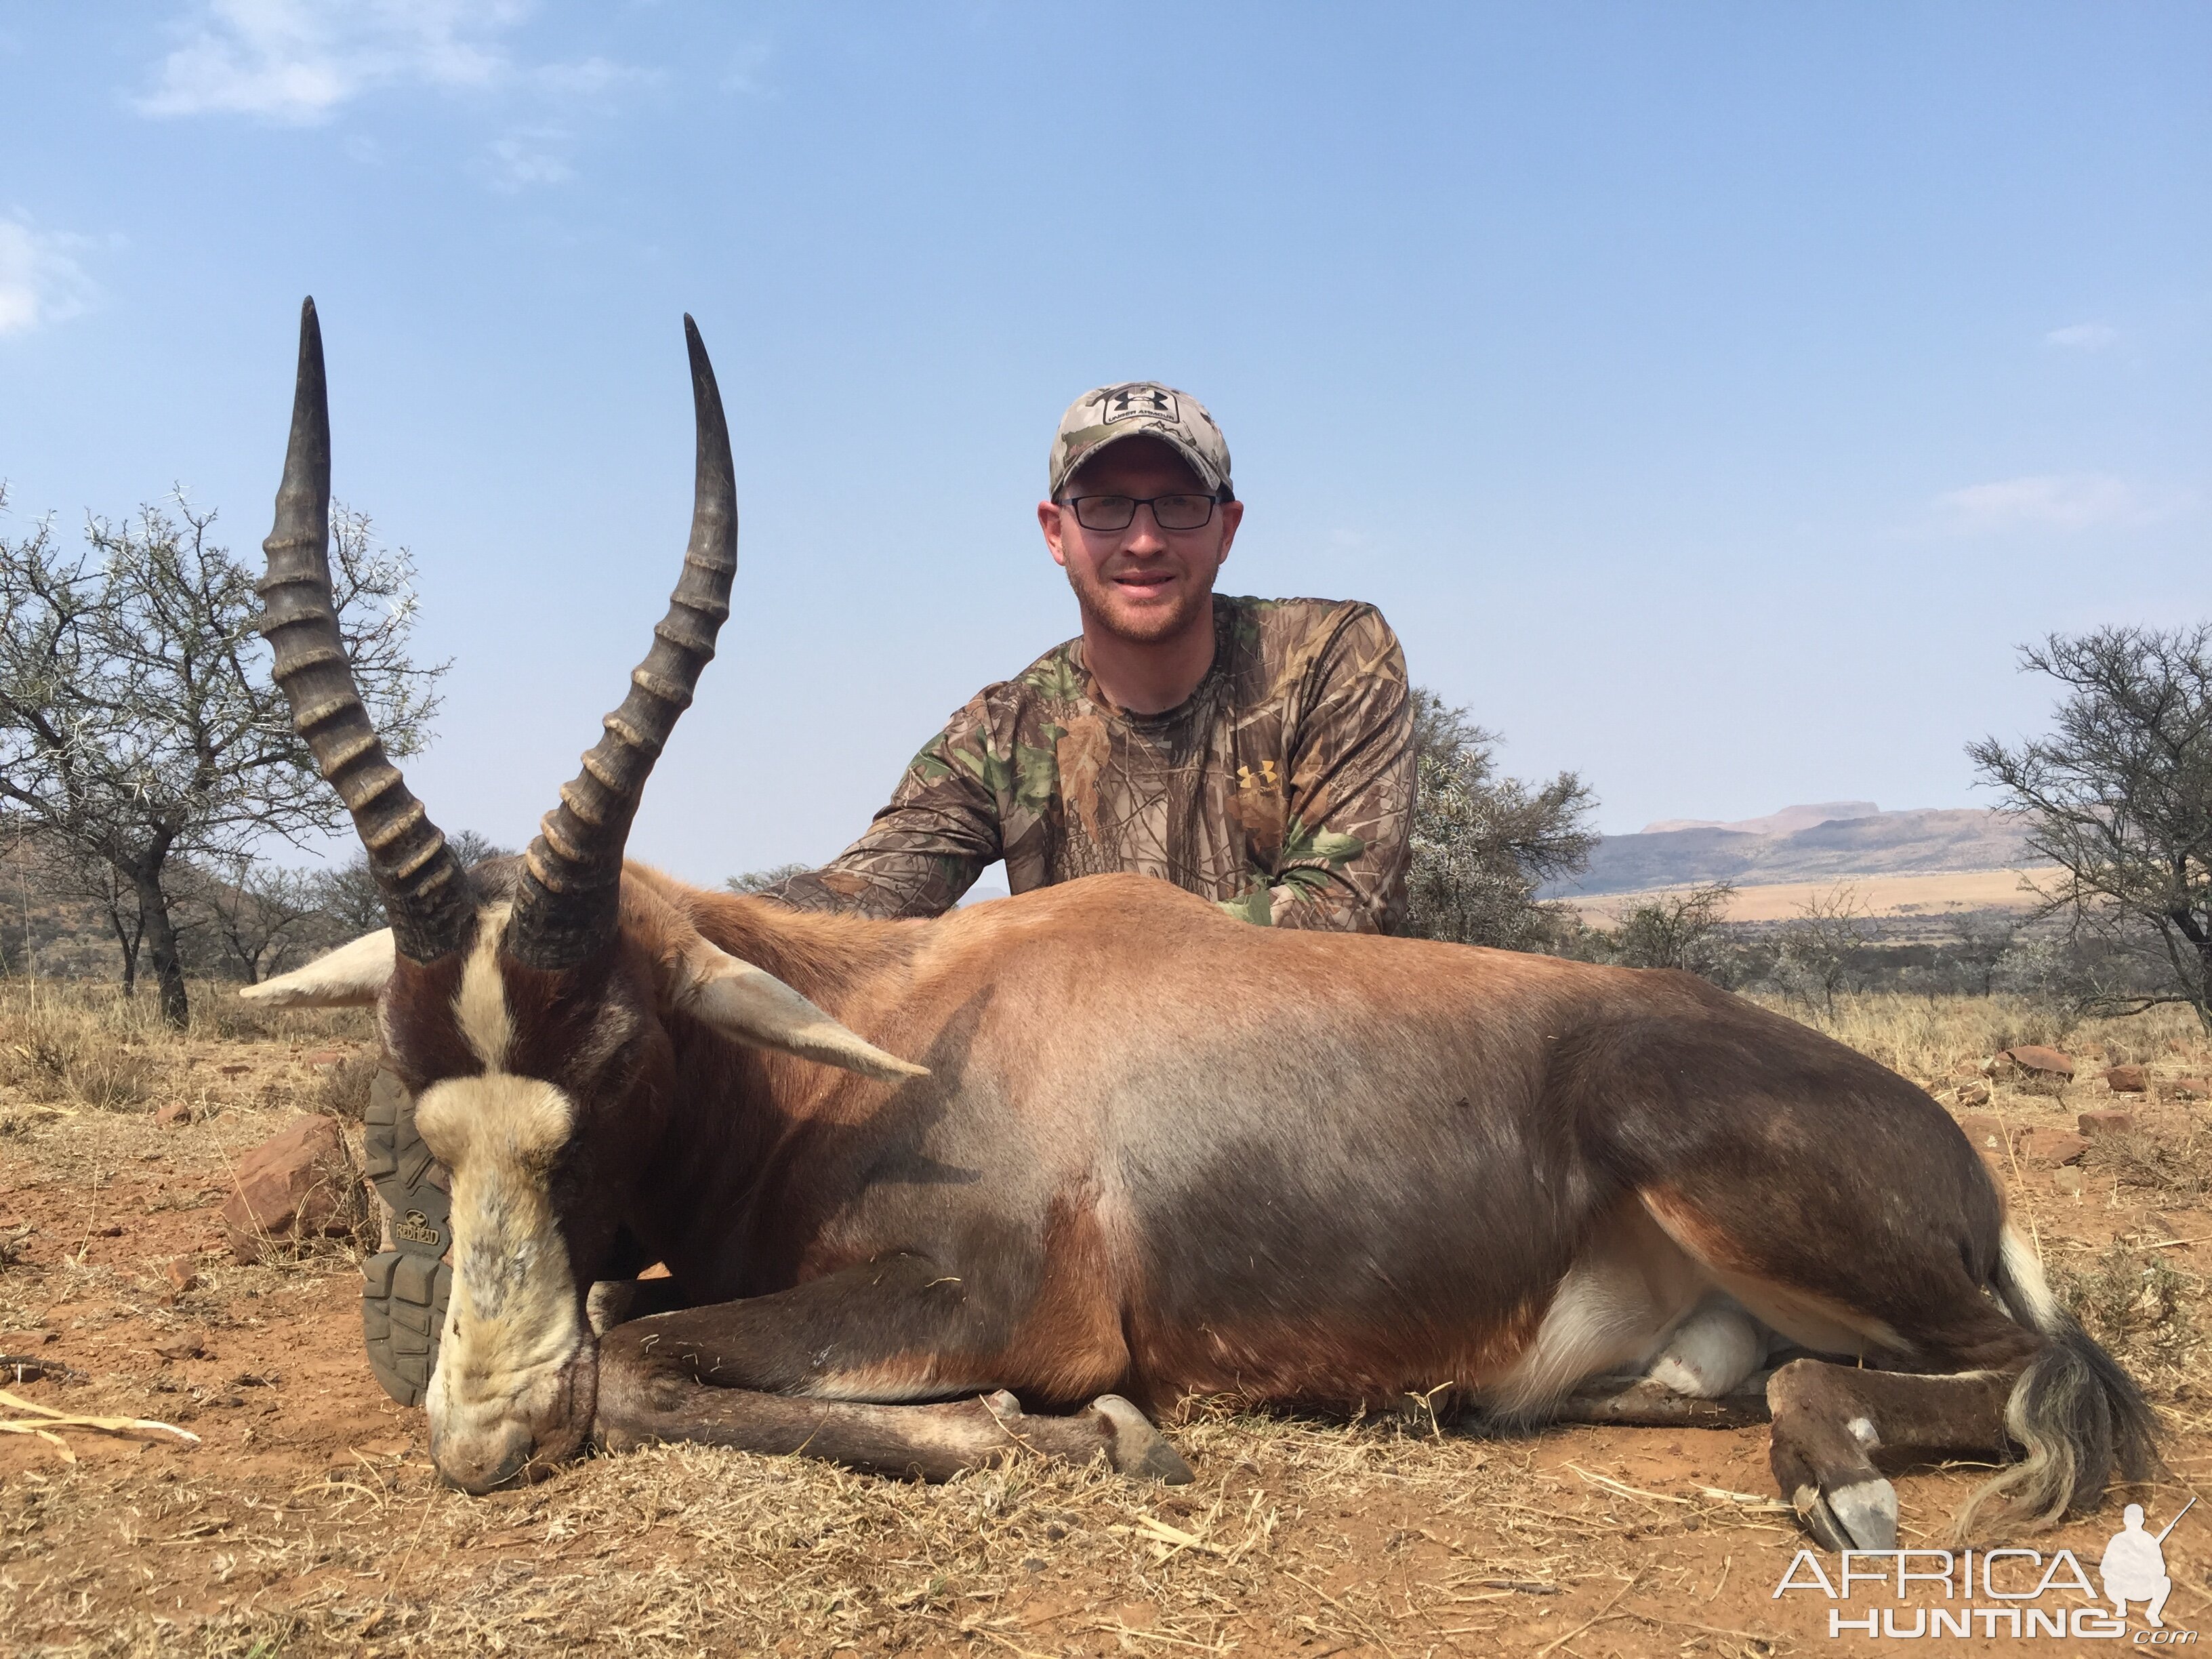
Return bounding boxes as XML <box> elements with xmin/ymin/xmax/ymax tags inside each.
<box><xmin>766</xmin><ymin>595</ymin><xmax>1414</xmax><ymax>933</ymax></box>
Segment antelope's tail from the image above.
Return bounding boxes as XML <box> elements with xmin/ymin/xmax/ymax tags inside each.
<box><xmin>1954</xmin><ymin>1227</ymin><xmax>2161</xmax><ymax>1540</ymax></box>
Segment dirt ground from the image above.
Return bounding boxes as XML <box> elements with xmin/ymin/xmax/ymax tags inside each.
<box><xmin>1</xmin><ymin>993</ymin><xmax>2208</xmax><ymax>1657</ymax></box>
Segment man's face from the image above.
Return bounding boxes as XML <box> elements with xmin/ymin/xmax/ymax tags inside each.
<box><xmin>1039</xmin><ymin>437</ymin><xmax>1244</xmax><ymax>646</ymax></box>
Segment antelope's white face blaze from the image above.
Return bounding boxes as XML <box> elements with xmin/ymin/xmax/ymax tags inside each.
<box><xmin>412</xmin><ymin>905</ymin><xmax>596</xmax><ymax>1492</ymax></box>
<box><xmin>239</xmin><ymin>894</ymin><xmax>924</xmax><ymax>1494</ymax></box>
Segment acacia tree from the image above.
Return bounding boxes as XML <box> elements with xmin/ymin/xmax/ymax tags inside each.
<box><xmin>311</xmin><ymin>850</ymin><xmax>390</xmax><ymax>938</ymax></box>
<box><xmin>311</xmin><ymin>827</ymin><xmax>513</xmax><ymax>943</ymax></box>
<box><xmin>1607</xmin><ymin>881</ymin><xmax>1738</xmax><ymax>977</ymax></box>
<box><xmin>0</xmin><ymin>487</ymin><xmax>442</xmax><ymax>1025</ymax></box>
<box><xmin>1968</xmin><ymin>624</ymin><xmax>2212</xmax><ymax>1031</ymax></box>
<box><xmin>1401</xmin><ymin>688</ymin><xmax>1598</xmax><ymax>949</ymax></box>
<box><xmin>1773</xmin><ymin>882</ymin><xmax>1873</xmax><ymax>1018</ymax></box>
<box><xmin>1940</xmin><ymin>912</ymin><xmax>2020</xmax><ymax>998</ymax></box>
<box><xmin>48</xmin><ymin>843</ymin><xmax>158</xmax><ymax>994</ymax></box>
<box><xmin>176</xmin><ymin>855</ymin><xmax>331</xmax><ymax>985</ymax></box>
<box><xmin>0</xmin><ymin>830</ymin><xmax>165</xmax><ymax>989</ymax></box>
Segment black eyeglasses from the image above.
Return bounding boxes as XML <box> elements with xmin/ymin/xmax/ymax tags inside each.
<box><xmin>1059</xmin><ymin>493</ymin><xmax>1220</xmax><ymax>533</ymax></box>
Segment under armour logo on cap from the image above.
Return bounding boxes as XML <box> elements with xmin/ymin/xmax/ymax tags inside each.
<box><xmin>1100</xmin><ymin>384</ymin><xmax>1181</xmax><ymax>425</ymax></box>
<box><xmin>1050</xmin><ymin>380</ymin><xmax>1232</xmax><ymax>501</ymax></box>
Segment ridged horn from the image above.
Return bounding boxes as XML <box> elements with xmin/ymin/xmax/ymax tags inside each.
<box><xmin>506</xmin><ymin>316</ymin><xmax>737</xmax><ymax>971</ymax></box>
<box><xmin>258</xmin><ymin>298</ymin><xmax>474</xmax><ymax>964</ymax></box>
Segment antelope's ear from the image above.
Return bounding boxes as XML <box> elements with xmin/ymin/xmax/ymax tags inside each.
<box><xmin>239</xmin><ymin>929</ymin><xmax>396</xmax><ymax>1007</ymax></box>
<box><xmin>672</xmin><ymin>939</ymin><xmax>928</xmax><ymax>1082</ymax></box>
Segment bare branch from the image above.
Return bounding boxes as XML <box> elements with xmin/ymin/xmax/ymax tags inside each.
<box><xmin>1969</xmin><ymin>623</ymin><xmax>2212</xmax><ymax>1032</ymax></box>
<box><xmin>0</xmin><ymin>486</ymin><xmax>446</xmax><ymax>1022</ymax></box>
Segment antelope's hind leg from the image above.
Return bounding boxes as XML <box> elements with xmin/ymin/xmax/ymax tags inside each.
<box><xmin>1548</xmin><ymin>1300</ymin><xmax>1769</xmax><ymax>1433</ymax></box>
<box><xmin>1765</xmin><ymin>1361</ymin><xmax>2024</xmax><ymax>1551</ymax></box>
<box><xmin>1630</xmin><ymin>1201</ymin><xmax>2039</xmax><ymax>1550</ymax></box>
<box><xmin>1550</xmin><ymin>1296</ymin><xmax>1775</xmax><ymax>1428</ymax></box>
<box><xmin>592</xmin><ymin>1252</ymin><xmax>1191</xmax><ymax>1483</ymax></box>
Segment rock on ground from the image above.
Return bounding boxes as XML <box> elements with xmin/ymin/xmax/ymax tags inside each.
<box><xmin>1996</xmin><ymin>1046</ymin><xmax>2075</xmax><ymax>1080</ymax></box>
<box><xmin>1957</xmin><ymin>1113</ymin><xmax>2009</xmax><ymax>1162</ymax></box>
<box><xmin>220</xmin><ymin>1113</ymin><xmax>368</xmax><ymax>1263</ymax></box>
<box><xmin>2017</xmin><ymin>1126</ymin><xmax>2090</xmax><ymax>1166</ymax></box>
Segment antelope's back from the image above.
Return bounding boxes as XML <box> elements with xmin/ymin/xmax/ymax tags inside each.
<box><xmin>865</xmin><ymin>875</ymin><xmax>1996</xmax><ymax>1388</ymax></box>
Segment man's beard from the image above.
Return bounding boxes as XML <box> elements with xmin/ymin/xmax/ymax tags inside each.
<box><xmin>1064</xmin><ymin>558</ymin><xmax>1218</xmax><ymax>646</ymax></box>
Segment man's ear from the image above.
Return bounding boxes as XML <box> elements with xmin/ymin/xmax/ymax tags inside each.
<box><xmin>671</xmin><ymin>937</ymin><xmax>928</xmax><ymax>1082</ymax></box>
<box><xmin>239</xmin><ymin>929</ymin><xmax>396</xmax><ymax>1007</ymax></box>
<box><xmin>1039</xmin><ymin>498</ymin><xmax>1070</xmax><ymax>568</ymax></box>
<box><xmin>1215</xmin><ymin>497</ymin><xmax>1244</xmax><ymax>562</ymax></box>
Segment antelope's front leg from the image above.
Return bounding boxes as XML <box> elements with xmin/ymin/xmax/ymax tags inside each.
<box><xmin>591</xmin><ymin>1252</ymin><xmax>1191</xmax><ymax>1483</ymax></box>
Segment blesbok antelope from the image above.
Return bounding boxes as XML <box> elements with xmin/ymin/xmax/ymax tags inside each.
<box><xmin>247</xmin><ymin>299</ymin><xmax>2156</xmax><ymax>1551</ymax></box>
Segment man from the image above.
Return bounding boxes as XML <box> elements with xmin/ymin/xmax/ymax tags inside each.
<box><xmin>766</xmin><ymin>380</ymin><xmax>1415</xmax><ymax>930</ymax></box>
<box><xmin>354</xmin><ymin>381</ymin><xmax>1415</xmax><ymax>1407</ymax></box>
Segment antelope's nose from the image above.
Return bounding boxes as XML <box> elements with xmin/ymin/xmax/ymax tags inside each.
<box><xmin>431</xmin><ymin>1425</ymin><xmax>535</xmax><ymax>1494</ymax></box>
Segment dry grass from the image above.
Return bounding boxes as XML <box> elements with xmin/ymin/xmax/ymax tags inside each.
<box><xmin>1761</xmin><ymin>991</ymin><xmax>2210</xmax><ymax>1087</ymax></box>
<box><xmin>0</xmin><ymin>979</ymin><xmax>371</xmax><ymax>1124</ymax></box>
<box><xmin>1</xmin><ymin>987</ymin><xmax>2207</xmax><ymax>1657</ymax></box>
<box><xmin>1</xmin><ymin>1397</ymin><xmax>1811</xmax><ymax>1658</ymax></box>
<box><xmin>0</xmin><ymin>983</ymin><xmax>169</xmax><ymax>1113</ymax></box>
<box><xmin>2091</xmin><ymin>1126</ymin><xmax>2212</xmax><ymax>1206</ymax></box>
<box><xmin>307</xmin><ymin>1048</ymin><xmax>380</xmax><ymax>1124</ymax></box>
<box><xmin>2053</xmin><ymin>1244</ymin><xmax>2199</xmax><ymax>1375</ymax></box>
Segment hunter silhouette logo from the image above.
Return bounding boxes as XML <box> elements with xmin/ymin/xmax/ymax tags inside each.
<box><xmin>2102</xmin><ymin>1498</ymin><xmax>2192</xmax><ymax>1629</ymax></box>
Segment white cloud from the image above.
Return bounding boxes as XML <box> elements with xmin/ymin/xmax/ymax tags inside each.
<box><xmin>2045</xmin><ymin>321</ymin><xmax>2118</xmax><ymax>350</ymax></box>
<box><xmin>721</xmin><ymin>40</ymin><xmax>772</xmax><ymax>95</ymax></box>
<box><xmin>0</xmin><ymin>216</ymin><xmax>97</xmax><ymax>337</ymax></box>
<box><xmin>484</xmin><ymin>125</ymin><xmax>572</xmax><ymax>190</ymax></box>
<box><xmin>1932</xmin><ymin>472</ymin><xmax>2163</xmax><ymax>535</ymax></box>
<box><xmin>532</xmin><ymin>55</ymin><xmax>655</xmax><ymax>98</ymax></box>
<box><xmin>134</xmin><ymin>1</ymin><xmax>652</xmax><ymax>123</ymax></box>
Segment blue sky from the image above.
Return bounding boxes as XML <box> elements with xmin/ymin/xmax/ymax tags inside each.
<box><xmin>3</xmin><ymin>3</ymin><xmax>2205</xmax><ymax>885</ymax></box>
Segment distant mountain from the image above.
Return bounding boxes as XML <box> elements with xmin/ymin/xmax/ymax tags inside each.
<box><xmin>1641</xmin><ymin>801</ymin><xmax>1879</xmax><ymax>837</ymax></box>
<box><xmin>1544</xmin><ymin>804</ymin><xmax>2041</xmax><ymax>899</ymax></box>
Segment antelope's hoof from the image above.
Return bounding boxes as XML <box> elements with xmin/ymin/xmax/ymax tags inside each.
<box><xmin>1827</xmin><ymin>1477</ymin><xmax>1899</xmax><ymax>1551</ymax></box>
<box><xmin>1794</xmin><ymin>1477</ymin><xmax>1898</xmax><ymax>1552</ymax></box>
<box><xmin>1091</xmin><ymin>1394</ymin><xmax>1193</xmax><ymax>1485</ymax></box>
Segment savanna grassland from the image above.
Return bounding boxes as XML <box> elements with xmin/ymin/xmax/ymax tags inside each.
<box><xmin>1</xmin><ymin>982</ymin><xmax>2207</xmax><ymax>1658</ymax></box>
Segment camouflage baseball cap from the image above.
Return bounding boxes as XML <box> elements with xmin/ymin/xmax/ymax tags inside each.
<box><xmin>1048</xmin><ymin>382</ymin><xmax>1233</xmax><ymax>501</ymax></box>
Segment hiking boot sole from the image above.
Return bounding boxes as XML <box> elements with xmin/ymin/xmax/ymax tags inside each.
<box><xmin>361</xmin><ymin>1068</ymin><xmax>451</xmax><ymax>1406</ymax></box>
